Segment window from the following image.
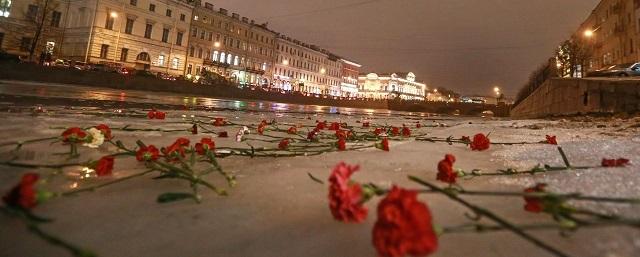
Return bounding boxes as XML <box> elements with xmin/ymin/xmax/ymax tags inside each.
<box><xmin>125</xmin><ymin>18</ymin><xmax>134</xmax><ymax>34</ymax></box>
<box><xmin>130</xmin><ymin>0</ymin><xmax>137</xmax><ymax>6</ymax></box>
<box><xmin>158</xmin><ymin>55</ymin><xmax>165</xmax><ymax>66</ymax></box>
<box><xmin>162</xmin><ymin>28</ymin><xmax>169</xmax><ymax>43</ymax></box>
<box><xmin>191</xmin><ymin>27</ymin><xmax>197</xmax><ymax>37</ymax></box>
<box><xmin>208</xmin><ymin>32</ymin><xmax>212</xmax><ymax>41</ymax></box>
<box><xmin>20</xmin><ymin>37</ymin><xmax>32</xmax><ymax>52</ymax></box>
<box><xmin>100</xmin><ymin>44</ymin><xmax>109</xmax><ymax>59</ymax></box>
<box><xmin>120</xmin><ymin>48</ymin><xmax>128</xmax><ymax>62</ymax></box>
<box><xmin>144</xmin><ymin>24</ymin><xmax>152</xmax><ymax>39</ymax></box>
<box><xmin>189</xmin><ymin>46</ymin><xmax>194</xmax><ymax>57</ymax></box>
<box><xmin>176</xmin><ymin>32</ymin><xmax>183</xmax><ymax>46</ymax></box>
<box><xmin>26</xmin><ymin>5</ymin><xmax>38</xmax><ymax>21</ymax></box>
<box><xmin>226</xmin><ymin>54</ymin><xmax>232</xmax><ymax>64</ymax></box>
<box><xmin>0</xmin><ymin>33</ymin><xmax>4</xmax><ymax>48</ymax></box>
<box><xmin>205</xmin><ymin>3</ymin><xmax>213</xmax><ymax>10</ymax></box>
<box><xmin>166</xmin><ymin>9</ymin><xmax>172</xmax><ymax>17</ymax></box>
<box><xmin>180</xmin><ymin>14</ymin><xmax>186</xmax><ymax>21</ymax></box>
<box><xmin>171</xmin><ymin>58</ymin><xmax>179</xmax><ymax>69</ymax></box>
<box><xmin>0</xmin><ymin>0</ymin><xmax>10</xmax><ymax>17</ymax></box>
<box><xmin>220</xmin><ymin>52</ymin><xmax>225</xmax><ymax>62</ymax></box>
<box><xmin>234</xmin><ymin>56</ymin><xmax>239</xmax><ymax>66</ymax></box>
<box><xmin>197</xmin><ymin>48</ymin><xmax>202</xmax><ymax>58</ymax></box>
<box><xmin>200</xmin><ymin>31</ymin><xmax>205</xmax><ymax>40</ymax></box>
<box><xmin>51</xmin><ymin>11</ymin><xmax>61</xmax><ymax>27</ymax></box>
<box><xmin>213</xmin><ymin>51</ymin><xmax>219</xmax><ymax>61</ymax></box>
<box><xmin>187</xmin><ymin>64</ymin><xmax>192</xmax><ymax>74</ymax></box>
<box><xmin>149</xmin><ymin>4</ymin><xmax>155</xmax><ymax>12</ymax></box>
<box><xmin>106</xmin><ymin>14</ymin><xmax>115</xmax><ymax>30</ymax></box>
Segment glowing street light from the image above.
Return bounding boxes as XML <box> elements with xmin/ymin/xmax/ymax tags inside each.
<box><xmin>110</xmin><ymin>11</ymin><xmax>118</xmax><ymax>18</ymax></box>
<box><xmin>214</xmin><ymin>42</ymin><xmax>221</xmax><ymax>48</ymax></box>
<box><xmin>584</xmin><ymin>29</ymin><xmax>594</xmax><ymax>38</ymax></box>
<box><xmin>320</xmin><ymin>68</ymin><xmax>326</xmax><ymax>74</ymax></box>
<box><xmin>282</xmin><ymin>59</ymin><xmax>289</xmax><ymax>66</ymax></box>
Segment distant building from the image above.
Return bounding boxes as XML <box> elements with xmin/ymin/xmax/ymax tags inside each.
<box><xmin>272</xmin><ymin>35</ymin><xmax>342</xmax><ymax>95</ymax></box>
<box><xmin>577</xmin><ymin>0</ymin><xmax>640</xmax><ymax>72</ymax></box>
<box><xmin>187</xmin><ymin>1</ymin><xmax>277</xmax><ymax>85</ymax></box>
<box><xmin>339</xmin><ymin>58</ymin><xmax>361</xmax><ymax>97</ymax></box>
<box><xmin>358</xmin><ymin>72</ymin><xmax>427</xmax><ymax>100</ymax></box>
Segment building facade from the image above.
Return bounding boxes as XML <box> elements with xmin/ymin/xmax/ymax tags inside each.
<box><xmin>358</xmin><ymin>72</ymin><xmax>427</xmax><ymax>100</ymax></box>
<box><xmin>186</xmin><ymin>1</ymin><xmax>277</xmax><ymax>86</ymax></box>
<box><xmin>577</xmin><ymin>0</ymin><xmax>640</xmax><ymax>71</ymax></box>
<box><xmin>0</xmin><ymin>0</ymin><xmax>70</xmax><ymax>59</ymax></box>
<box><xmin>339</xmin><ymin>58</ymin><xmax>361</xmax><ymax>97</ymax></box>
<box><xmin>272</xmin><ymin>35</ymin><xmax>342</xmax><ymax>96</ymax></box>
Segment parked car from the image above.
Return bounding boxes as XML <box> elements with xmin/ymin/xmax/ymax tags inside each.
<box><xmin>586</xmin><ymin>62</ymin><xmax>640</xmax><ymax>77</ymax></box>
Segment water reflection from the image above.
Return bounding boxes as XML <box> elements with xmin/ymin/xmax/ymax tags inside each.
<box><xmin>0</xmin><ymin>82</ymin><xmax>417</xmax><ymax>117</ymax></box>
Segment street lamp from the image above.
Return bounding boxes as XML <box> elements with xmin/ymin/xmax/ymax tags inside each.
<box><xmin>111</xmin><ymin>11</ymin><xmax>122</xmax><ymax>63</ymax></box>
<box><xmin>584</xmin><ymin>29</ymin><xmax>594</xmax><ymax>38</ymax></box>
<box><xmin>214</xmin><ymin>42</ymin><xmax>221</xmax><ymax>48</ymax></box>
<box><xmin>282</xmin><ymin>59</ymin><xmax>289</xmax><ymax>66</ymax></box>
<box><xmin>110</xmin><ymin>11</ymin><xmax>118</xmax><ymax>18</ymax></box>
<box><xmin>320</xmin><ymin>68</ymin><xmax>326</xmax><ymax>74</ymax></box>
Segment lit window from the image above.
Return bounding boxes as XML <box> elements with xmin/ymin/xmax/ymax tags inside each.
<box><xmin>213</xmin><ymin>51</ymin><xmax>219</xmax><ymax>61</ymax></box>
<box><xmin>158</xmin><ymin>55</ymin><xmax>165</xmax><ymax>66</ymax></box>
<box><xmin>194</xmin><ymin>15</ymin><xmax>199</xmax><ymax>21</ymax></box>
<box><xmin>234</xmin><ymin>56</ymin><xmax>239</xmax><ymax>66</ymax></box>
<box><xmin>226</xmin><ymin>54</ymin><xmax>232</xmax><ymax>64</ymax></box>
<box><xmin>220</xmin><ymin>52</ymin><xmax>226</xmax><ymax>63</ymax></box>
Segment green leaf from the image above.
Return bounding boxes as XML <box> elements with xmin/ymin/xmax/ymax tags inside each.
<box><xmin>157</xmin><ymin>192</ymin><xmax>197</xmax><ymax>204</ymax></box>
<box><xmin>307</xmin><ymin>172</ymin><xmax>325</xmax><ymax>185</ymax></box>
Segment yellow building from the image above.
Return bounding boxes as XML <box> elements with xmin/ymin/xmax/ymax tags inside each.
<box><xmin>273</xmin><ymin>35</ymin><xmax>342</xmax><ymax>95</ymax></box>
<box><xmin>578</xmin><ymin>0</ymin><xmax>640</xmax><ymax>71</ymax></box>
<box><xmin>187</xmin><ymin>1</ymin><xmax>277</xmax><ymax>86</ymax></box>
<box><xmin>0</xmin><ymin>0</ymin><xmax>70</xmax><ymax>59</ymax></box>
<box><xmin>358</xmin><ymin>72</ymin><xmax>427</xmax><ymax>100</ymax></box>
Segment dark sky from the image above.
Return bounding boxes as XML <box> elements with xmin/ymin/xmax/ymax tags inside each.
<box><xmin>211</xmin><ymin>0</ymin><xmax>599</xmax><ymax>97</ymax></box>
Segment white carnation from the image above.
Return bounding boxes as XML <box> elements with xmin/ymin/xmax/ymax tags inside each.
<box><xmin>83</xmin><ymin>128</ymin><xmax>105</xmax><ymax>148</ymax></box>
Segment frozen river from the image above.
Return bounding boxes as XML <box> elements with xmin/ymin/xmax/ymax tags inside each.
<box><xmin>0</xmin><ymin>80</ymin><xmax>639</xmax><ymax>257</ymax></box>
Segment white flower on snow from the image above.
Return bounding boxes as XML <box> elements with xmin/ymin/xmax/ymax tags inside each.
<box><xmin>83</xmin><ymin>128</ymin><xmax>105</xmax><ymax>148</ymax></box>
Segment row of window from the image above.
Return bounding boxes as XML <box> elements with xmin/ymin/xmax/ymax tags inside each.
<box><xmin>129</xmin><ymin>0</ymin><xmax>187</xmax><ymax>21</ymax></box>
<box><xmin>25</xmin><ymin>5</ymin><xmax>62</xmax><ymax>27</ymax></box>
<box><xmin>276</xmin><ymin>42</ymin><xmax>340</xmax><ymax>69</ymax></box>
<box><xmin>105</xmin><ymin>16</ymin><xmax>184</xmax><ymax>45</ymax></box>
<box><xmin>274</xmin><ymin>67</ymin><xmax>340</xmax><ymax>87</ymax></box>
<box><xmin>193</xmin><ymin>14</ymin><xmax>274</xmax><ymax>45</ymax></box>
<box><xmin>99</xmin><ymin>44</ymin><xmax>181</xmax><ymax>69</ymax></box>
<box><xmin>191</xmin><ymin>27</ymin><xmax>273</xmax><ymax>57</ymax></box>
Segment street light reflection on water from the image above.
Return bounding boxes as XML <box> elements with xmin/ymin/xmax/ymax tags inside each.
<box><xmin>0</xmin><ymin>82</ymin><xmax>405</xmax><ymax>117</ymax></box>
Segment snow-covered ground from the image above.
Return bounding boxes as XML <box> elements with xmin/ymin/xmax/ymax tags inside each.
<box><xmin>0</xmin><ymin>95</ymin><xmax>639</xmax><ymax>257</ymax></box>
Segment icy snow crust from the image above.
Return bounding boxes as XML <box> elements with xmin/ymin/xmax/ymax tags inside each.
<box><xmin>0</xmin><ymin>97</ymin><xmax>639</xmax><ymax>256</ymax></box>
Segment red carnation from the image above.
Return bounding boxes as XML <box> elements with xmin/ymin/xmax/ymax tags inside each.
<box><xmin>257</xmin><ymin>122</ymin><xmax>267</xmax><ymax>135</ymax></box>
<box><xmin>524</xmin><ymin>183</ymin><xmax>547</xmax><ymax>213</ymax></box>
<box><xmin>373</xmin><ymin>186</ymin><xmax>438</xmax><ymax>257</ymax></box>
<box><xmin>155</xmin><ymin>111</ymin><xmax>166</xmax><ymax>119</ymax></box>
<box><xmin>328</xmin><ymin>162</ymin><xmax>368</xmax><ymax>223</ymax></box>
<box><xmin>287</xmin><ymin>126</ymin><xmax>298</xmax><ymax>134</ymax></box>
<box><xmin>335</xmin><ymin>130</ymin><xmax>351</xmax><ymax>140</ymax></box>
<box><xmin>470</xmin><ymin>133</ymin><xmax>490</xmax><ymax>151</ymax></box>
<box><xmin>376</xmin><ymin>138</ymin><xmax>390</xmax><ymax>151</ymax></box>
<box><xmin>278</xmin><ymin>139</ymin><xmax>290</xmax><ymax>150</ymax></box>
<box><xmin>218</xmin><ymin>131</ymin><xmax>229</xmax><ymax>138</ymax></box>
<box><xmin>136</xmin><ymin>145</ymin><xmax>160</xmax><ymax>162</ymax></box>
<box><xmin>316</xmin><ymin>121</ymin><xmax>327</xmax><ymax>130</ymax></box>
<box><xmin>602</xmin><ymin>158</ymin><xmax>630</xmax><ymax>167</ymax></box>
<box><xmin>329</xmin><ymin>122</ymin><xmax>341</xmax><ymax>131</ymax></box>
<box><xmin>402</xmin><ymin>126</ymin><xmax>411</xmax><ymax>137</ymax></box>
<box><xmin>363</xmin><ymin>122</ymin><xmax>371</xmax><ymax>128</ymax></box>
<box><xmin>195</xmin><ymin>138</ymin><xmax>215</xmax><ymax>155</ymax></box>
<box><xmin>95</xmin><ymin>124</ymin><xmax>112</xmax><ymax>140</ymax></box>
<box><xmin>147</xmin><ymin>111</ymin><xmax>156</xmax><ymax>119</ymax></box>
<box><xmin>307</xmin><ymin>129</ymin><xmax>319</xmax><ymax>141</ymax></box>
<box><xmin>545</xmin><ymin>135</ymin><xmax>557</xmax><ymax>145</ymax></box>
<box><xmin>416</xmin><ymin>123</ymin><xmax>422</xmax><ymax>129</ymax></box>
<box><xmin>391</xmin><ymin>127</ymin><xmax>400</xmax><ymax>136</ymax></box>
<box><xmin>163</xmin><ymin>138</ymin><xmax>190</xmax><ymax>160</ymax></box>
<box><xmin>61</xmin><ymin>127</ymin><xmax>87</xmax><ymax>143</ymax></box>
<box><xmin>374</xmin><ymin>128</ymin><xmax>385</xmax><ymax>136</ymax></box>
<box><xmin>213</xmin><ymin>118</ymin><xmax>226</xmax><ymax>126</ymax></box>
<box><xmin>436</xmin><ymin>154</ymin><xmax>457</xmax><ymax>184</ymax></box>
<box><xmin>3</xmin><ymin>173</ymin><xmax>40</xmax><ymax>209</ymax></box>
<box><xmin>337</xmin><ymin>138</ymin><xmax>347</xmax><ymax>151</ymax></box>
<box><xmin>95</xmin><ymin>156</ymin><xmax>115</xmax><ymax>177</ymax></box>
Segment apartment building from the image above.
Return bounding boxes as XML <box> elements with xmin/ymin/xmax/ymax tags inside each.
<box><xmin>358</xmin><ymin>72</ymin><xmax>427</xmax><ymax>100</ymax></box>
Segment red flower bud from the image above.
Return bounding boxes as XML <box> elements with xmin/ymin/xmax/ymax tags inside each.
<box><xmin>213</xmin><ymin>118</ymin><xmax>226</xmax><ymax>126</ymax></box>
<box><xmin>402</xmin><ymin>126</ymin><xmax>411</xmax><ymax>137</ymax></box>
<box><xmin>337</xmin><ymin>138</ymin><xmax>346</xmax><ymax>151</ymax></box>
<box><xmin>278</xmin><ymin>139</ymin><xmax>290</xmax><ymax>150</ymax></box>
<box><xmin>523</xmin><ymin>183</ymin><xmax>547</xmax><ymax>213</ymax></box>
<box><xmin>545</xmin><ymin>135</ymin><xmax>558</xmax><ymax>145</ymax></box>
<box><xmin>287</xmin><ymin>126</ymin><xmax>298</xmax><ymax>134</ymax></box>
<box><xmin>436</xmin><ymin>154</ymin><xmax>457</xmax><ymax>184</ymax></box>
<box><xmin>218</xmin><ymin>131</ymin><xmax>229</xmax><ymax>138</ymax></box>
<box><xmin>602</xmin><ymin>158</ymin><xmax>630</xmax><ymax>167</ymax></box>
<box><xmin>195</xmin><ymin>138</ymin><xmax>215</xmax><ymax>155</ymax></box>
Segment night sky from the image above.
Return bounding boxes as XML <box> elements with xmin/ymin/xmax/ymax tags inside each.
<box><xmin>211</xmin><ymin>0</ymin><xmax>600</xmax><ymax>97</ymax></box>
